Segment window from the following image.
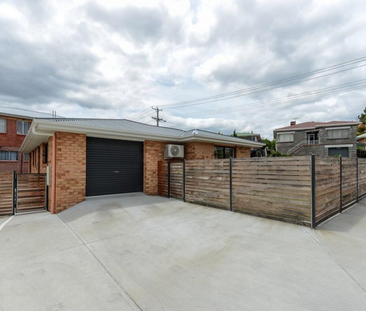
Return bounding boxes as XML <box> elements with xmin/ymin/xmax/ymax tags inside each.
<box><xmin>277</xmin><ymin>133</ymin><xmax>294</xmax><ymax>142</ymax></box>
<box><xmin>43</xmin><ymin>143</ymin><xmax>48</xmax><ymax>163</ymax></box>
<box><xmin>17</xmin><ymin>121</ymin><xmax>30</xmax><ymax>135</ymax></box>
<box><xmin>0</xmin><ymin>118</ymin><xmax>6</xmax><ymax>133</ymax></box>
<box><xmin>0</xmin><ymin>151</ymin><xmax>18</xmax><ymax>161</ymax></box>
<box><xmin>23</xmin><ymin>153</ymin><xmax>29</xmax><ymax>162</ymax></box>
<box><xmin>214</xmin><ymin>146</ymin><xmax>235</xmax><ymax>159</ymax></box>
<box><xmin>327</xmin><ymin>129</ymin><xmax>349</xmax><ymax>139</ymax></box>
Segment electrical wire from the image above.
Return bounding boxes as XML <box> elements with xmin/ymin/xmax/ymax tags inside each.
<box><xmin>158</xmin><ymin>56</ymin><xmax>366</xmax><ymax>109</ymax></box>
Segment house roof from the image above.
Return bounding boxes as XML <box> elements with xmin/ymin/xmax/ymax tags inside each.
<box><xmin>236</xmin><ymin>132</ymin><xmax>261</xmax><ymax>137</ymax></box>
<box><xmin>275</xmin><ymin>121</ymin><xmax>361</xmax><ymax>132</ymax></box>
<box><xmin>0</xmin><ymin>106</ymin><xmax>58</xmax><ymax>119</ymax></box>
<box><xmin>20</xmin><ymin>118</ymin><xmax>265</xmax><ymax>153</ymax></box>
<box><xmin>357</xmin><ymin>133</ymin><xmax>366</xmax><ymax>140</ymax></box>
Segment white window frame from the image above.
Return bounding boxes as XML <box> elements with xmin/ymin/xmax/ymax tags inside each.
<box><xmin>326</xmin><ymin>128</ymin><xmax>349</xmax><ymax>139</ymax></box>
<box><xmin>277</xmin><ymin>132</ymin><xmax>295</xmax><ymax>142</ymax></box>
<box><xmin>17</xmin><ymin>121</ymin><xmax>30</xmax><ymax>135</ymax></box>
<box><xmin>0</xmin><ymin>118</ymin><xmax>6</xmax><ymax>133</ymax></box>
<box><xmin>0</xmin><ymin>151</ymin><xmax>19</xmax><ymax>161</ymax></box>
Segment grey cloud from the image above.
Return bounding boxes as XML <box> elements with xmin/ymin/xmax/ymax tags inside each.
<box><xmin>85</xmin><ymin>2</ymin><xmax>183</xmax><ymax>45</ymax></box>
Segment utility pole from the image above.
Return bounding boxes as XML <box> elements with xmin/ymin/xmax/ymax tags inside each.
<box><xmin>151</xmin><ymin>106</ymin><xmax>166</xmax><ymax>127</ymax></box>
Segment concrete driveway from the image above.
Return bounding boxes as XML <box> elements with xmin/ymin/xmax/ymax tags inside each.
<box><xmin>1</xmin><ymin>193</ymin><xmax>366</xmax><ymax>310</ymax></box>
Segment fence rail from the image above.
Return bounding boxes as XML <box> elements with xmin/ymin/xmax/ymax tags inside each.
<box><xmin>0</xmin><ymin>173</ymin><xmax>13</xmax><ymax>216</ymax></box>
<box><xmin>158</xmin><ymin>156</ymin><xmax>366</xmax><ymax>228</ymax></box>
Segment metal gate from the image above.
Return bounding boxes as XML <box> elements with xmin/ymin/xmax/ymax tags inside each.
<box><xmin>13</xmin><ymin>173</ymin><xmax>47</xmax><ymax>214</ymax></box>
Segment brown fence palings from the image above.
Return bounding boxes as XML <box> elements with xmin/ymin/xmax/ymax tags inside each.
<box><xmin>0</xmin><ymin>173</ymin><xmax>13</xmax><ymax>216</ymax></box>
<box><xmin>16</xmin><ymin>173</ymin><xmax>46</xmax><ymax>212</ymax></box>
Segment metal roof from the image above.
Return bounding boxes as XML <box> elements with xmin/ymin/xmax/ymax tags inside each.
<box><xmin>20</xmin><ymin>118</ymin><xmax>265</xmax><ymax>153</ymax></box>
<box><xmin>357</xmin><ymin>133</ymin><xmax>366</xmax><ymax>140</ymax></box>
<box><xmin>0</xmin><ymin>106</ymin><xmax>58</xmax><ymax>119</ymax></box>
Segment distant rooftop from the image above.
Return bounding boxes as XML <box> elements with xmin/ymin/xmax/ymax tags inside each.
<box><xmin>275</xmin><ymin>121</ymin><xmax>361</xmax><ymax>132</ymax></box>
<box><xmin>237</xmin><ymin>132</ymin><xmax>261</xmax><ymax>136</ymax></box>
<box><xmin>0</xmin><ymin>106</ymin><xmax>60</xmax><ymax>119</ymax></box>
<box><xmin>357</xmin><ymin>133</ymin><xmax>366</xmax><ymax>140</ymax></box>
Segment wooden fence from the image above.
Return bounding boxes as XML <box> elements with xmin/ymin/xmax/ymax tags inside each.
<box><xmin>158</xmin><ymin>156</ymin><xmax>366</xmax><ymax>228</ymax></box>
<box><xmin>0</xmin><ymin>172</ymin><xmax>47</xmax><ymax>216</ymax></box>
<box><xmin>0</xmin><ymin>173</ymin><xmax>13</xmax><ymax>216</ymax></box>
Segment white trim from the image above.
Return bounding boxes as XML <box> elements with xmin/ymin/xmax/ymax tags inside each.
<box><xmin>277</xmin><ymin>131</ymin><xmax>295</xmax><ymax>134</ymax></box>
<box><xmin>324</xmin><ymin>144</ymin><xmax>353</xmax><ymax>148</ymax></box>
<box><xmin>325</xmin><ymin>126</ymin><xmax>350</xmax><ymax>130</ymax></box>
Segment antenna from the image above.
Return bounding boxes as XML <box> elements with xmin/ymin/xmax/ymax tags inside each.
<box><xmin>151</xmin><ymin>106</ymin><xmax>166</xmax><ymax>127</ymax></box>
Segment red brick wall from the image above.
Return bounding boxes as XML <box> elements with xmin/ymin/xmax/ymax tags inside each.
<box><xmin>185</xmin><ymin>142</ymin><xmax>215</xmax><ymax>159</ymax></box>
<box><xmin>144</xmin><ymin>140</ymin><xmax>166</xmax><ymax>195</ymax></box>
<box><xmin>0</xmin><ymin>115</ymin><xmax>31</xmax><ymax>173</ymax></box>
<box><xmin>53</xmin><ymin>132</ymin><xmax>86</xmax><ymax>213</ymax></box>
<box><xmin>236</xmin><ymin>146</ymin><xmax>251</xmax><ymax>158</ymax></box>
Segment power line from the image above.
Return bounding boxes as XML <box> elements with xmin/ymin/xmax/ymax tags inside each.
<box><xmin>158</xmin><ymin>56</ymin><xmax>366</xmax><ymax>109</ymax></box>
<box><xmin>208</xmin><ymin>79</ymin><xmax>366</xmax><ymax>116</ymax></box>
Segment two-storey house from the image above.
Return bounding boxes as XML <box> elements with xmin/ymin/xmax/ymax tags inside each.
<box><xmin>274</xmin><ymin>120</ymin><xmax>360</xmax><ymax>157</ymax></box>
<box><xmin>0</xmin><ymin>107</ymin><xmax>53</xmax><ymax>173</ymax></box>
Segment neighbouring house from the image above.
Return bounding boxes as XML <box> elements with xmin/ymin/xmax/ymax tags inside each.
<box><xmin>0</xmin><ymin>107</ymin><xmax>55</xmax><ymax>173</ymax></box>
<box><xmin>19</xmin><ymin>118</ymin><xmax>264</xmax><ymax>214</ymax></box>
<box><xmin>357</xmin><ymin>133</ymin><xmax>366</xmax><ymax>147</ymax></box>
<box><xmin>236</xmin><ymin>132</ymin><xmax>261</xmax><ymax>142</ymax></box>
<box><xmin>274</xmin><ymin>120</ymin><xmax>360</xmax><ymax>157</ymax></box>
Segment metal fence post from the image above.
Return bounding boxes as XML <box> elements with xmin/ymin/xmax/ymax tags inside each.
<box><xmin>229</xmin><ymin>158</ymin><xmax>233</xmax><ymax>212</ymax></box>
<box><xmin>311</xmin><ymin>155</ymin><xmax>316</xmax><ymax>229</ymax></box>
<box><xmin>340</xmin><ymin>156</ymin><xmax>343</xmax><ymax>213</ymax></box>
<box><xmin>167</xmin><ymin>161</ymin><xmax>171</xmax><ymax>199</ymax></box>
<box><xmin>183</xmin><ymin>160</ymin><xmax>186</xmax><ymax>202</ymax></box>
<box><xmin>356</xmin><ymin>157</ymin><xmax>359</xmax><ymax>203</ymax></box>
<box><xmin>12</xmin><ymin>171</ymin><xmax>17</xmax><ymax>215</ymax></box>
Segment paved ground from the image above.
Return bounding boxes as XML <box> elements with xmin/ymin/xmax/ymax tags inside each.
<box><xmin>0</xmin><ymin>193</ymin><xmax>366</xmax><ymax>311</ymax></box>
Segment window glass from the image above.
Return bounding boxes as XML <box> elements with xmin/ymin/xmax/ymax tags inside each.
<box><xmin>278</xmin><ymin>133</ymin><xmax>294</xmax><ymax>142</ymax></box>
<box><xmin>17</xmin><ymin>121</ymin><xmax>30</xmax><ymax>135</ymax></box>
<box><xmin>327</xmin><ymin>129</ymin><xmax>349</xmax><ymax>139</ymax></box>
<box><xmin>0</xmin><ymin>151</ymin><xmax>18</xmax><ymax>161</ymax></box>
<box><xmin>0</xmin><ymin>118</ymin><xmax>6</xmax><ymax>133</ymax></box>
<box><xmin>24</xmin><ymin>153</ymin><xmax>29</xmax><ymax>161</ymax></box>
<box><xmin>214</xmin><ymin>146</ymin><xmax>235</xmax><ymax>159</ymax></box>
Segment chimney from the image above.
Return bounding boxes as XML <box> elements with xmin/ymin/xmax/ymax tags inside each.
<box><xmin>290</xmin><ymin>120</ymin><xmax>296</xmax><ymax>126</ymax></box>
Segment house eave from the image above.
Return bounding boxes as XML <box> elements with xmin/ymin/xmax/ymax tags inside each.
<box><xmin>20</xmin><ymin>119</ymin><xmax>265</xmax><ymax>153</ymax></box>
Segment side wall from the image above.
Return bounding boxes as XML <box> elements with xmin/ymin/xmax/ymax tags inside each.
<box><xmin>53</xmin><ymin>132</ymin><xmax>86</xmax><ymax>213</ymax></box>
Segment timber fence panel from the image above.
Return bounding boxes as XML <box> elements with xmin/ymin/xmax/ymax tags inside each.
<box><xmin>342</xmin><ymin>158</ymin><xmax>358</xmax><ymax>207</ymax></box>
<box><xmin>0</xmin><ymin>172</ymin><xmax>13</xmax><ymax>216</ymax></box>
<box><xmin>170</xmin><ymin>162</ymin><xmax>183</xmax><ymax>199</ymax></box>
<box><xmin>185</xmin><ymin>159</ymin><xmax>230</xmax><ymax>210</ymax></box>
<box><xmin>358</xmin><ymin>159</ymin><xmax>366</xmax><ymax>197</ymax></box>
<box><xmin>315</xmin><ymin>157</ymin><xmax>341</xmax><ymax>224</ymax></box>
<box><xmin>17</xmin><ymin>174</ymin><xmax>46</xmax><ymax>212</ymax></box>
<box><xmin>158</xmin><ymin>161</ymin><xmax>168</xmax><ymax>197</ymax></box>
<box><xmin>232</xmin><ymin>157</ymin><xmax>312</xmax><ymax>225</ymax></box>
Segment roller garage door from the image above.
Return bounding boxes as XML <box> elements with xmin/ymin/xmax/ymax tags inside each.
<box><xmin>86</xmin><ymin>137</ymin><xmax>143</xmax><ymax>196</ymax></box>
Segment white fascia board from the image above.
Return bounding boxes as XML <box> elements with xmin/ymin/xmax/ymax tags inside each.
<box><xmin>277</xmin><ymin>131</ymin><xmax>295</xmax><ymax>135</ymax></box>
<box><xmin>20</xmin><ymin>119</ymin><xmax>265</xmax><ymax>152</ymax></box>
<box><xmin>324</xmin><ymin>144</ymin><xmax>353</xmax><ymax>148</ymax></box>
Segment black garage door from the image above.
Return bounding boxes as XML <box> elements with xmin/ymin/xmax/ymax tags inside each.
<box><xmin>86</xmin><ymin>137</ymin><xmax>143</xmax><ymax>196</ymax></box>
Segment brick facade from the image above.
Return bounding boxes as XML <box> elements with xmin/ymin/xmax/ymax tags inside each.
<box><xmin>53</xmin><ymin>132</ymin><xmax>86</xmax><ymax>213</ymax></box>
<box><xmin>0</xmin><ymin>115</ymin><xmax>30</xmax><ymax>173</ymax></box>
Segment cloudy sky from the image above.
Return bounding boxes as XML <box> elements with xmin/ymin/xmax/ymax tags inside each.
<box><xmin>1</xmin><ymin>0</ymin><xmax>366</xmax><ymax>139</ymax></box>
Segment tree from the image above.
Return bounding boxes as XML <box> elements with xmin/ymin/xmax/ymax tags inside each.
<box><xmin>357</xmin><ymin>107</ymin><xmax>366</xmax><ymax>135</ymax></box>
<box><xmin>262</xmin><ymin>138</ymin><xmax>276</xmax><ymax>155</ymax></box>
<box><xmin>232</xmin><ymin>129</ymin><xmax>238</xmax><ymax>137</ymax></box>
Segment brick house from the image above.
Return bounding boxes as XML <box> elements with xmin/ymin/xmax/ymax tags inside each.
<box><xmin>0</xmin><ymin>108</ymin><xmax>54</xmax><ymax>173</ymax></box>
<box><xmin>20</xmin><ymin>118</ymin><xmax>264</xmax><ymax>214</ymax></box>
<box><xmin>274</xmin><ymin>120</ymin><xmax>360</xmax><ymax>157</ymax></box>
